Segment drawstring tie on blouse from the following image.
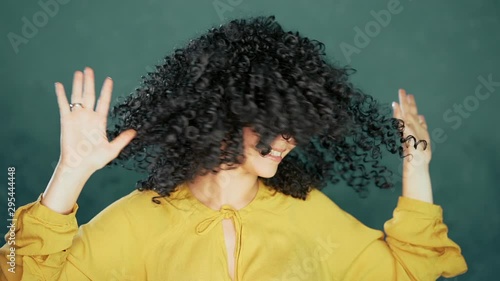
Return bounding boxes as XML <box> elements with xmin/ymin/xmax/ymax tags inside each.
<box><xmin>195</xmin><ymin>205</ymin><xmax>244</xmax><ymax>280</ymax></box>
<box><xmin>195</xmin><ymin>205</ymin><xmax>242</xmax><ymax>235</ymax></box>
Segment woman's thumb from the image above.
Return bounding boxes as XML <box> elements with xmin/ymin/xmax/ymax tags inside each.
<box><xmin>109</xmin><ymin>129</ymin><xmax>137</xmax><ymax>154</ymax></box>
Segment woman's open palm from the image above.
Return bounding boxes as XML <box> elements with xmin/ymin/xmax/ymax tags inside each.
<box><xmin>55</xmin><ymin>67</ymin><xmax>137</xmax><ymax>172</ymax></box>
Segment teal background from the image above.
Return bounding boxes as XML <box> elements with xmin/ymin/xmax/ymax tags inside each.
<box><xmin>1</xmin><ymin>0</ymin><xmax>499</xmax><ymax>279</ymax></box>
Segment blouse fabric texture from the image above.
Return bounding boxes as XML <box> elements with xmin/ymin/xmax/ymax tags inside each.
<box><xmin>1</xmin><ymin>180</ymin><xmax>467</xmax><ymax>281</ymax></box>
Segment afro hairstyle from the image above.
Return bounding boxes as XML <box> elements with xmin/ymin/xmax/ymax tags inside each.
<box><xmin>106</xmin><ymin>15</ymin><xmax>425</xmax><ymax>203</ymax></box>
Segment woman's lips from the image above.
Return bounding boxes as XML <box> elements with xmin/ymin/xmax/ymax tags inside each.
<box><xmin>264</xmin><ymin>154</ymin><xmax>282</xmax><ymax>162</ymax></box>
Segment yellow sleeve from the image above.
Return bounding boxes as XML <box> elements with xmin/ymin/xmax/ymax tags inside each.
<box><xmin>0</xmin><ymin>194</ymin><xmax>83</xmax><ymax>281</ymax></box>
<box><xmin>1</xmin><ymin>191</ymin><xmax>147</xmax><ymax>281</ymax></box>
<box><xmin>342</xmin><ymin>196</ymin><xmax>468</xmax><ymax>281</ymax></box>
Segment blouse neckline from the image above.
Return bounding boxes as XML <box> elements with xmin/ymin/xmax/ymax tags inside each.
<box><xmin>180</xmin><ymin>179</ymin><xmax>266</xmax><ymax>214</ymax></box>
<box><xmin>165</xmin><ymin>178</ymin><xmax>293</xmax><ymax>215</ymax></box>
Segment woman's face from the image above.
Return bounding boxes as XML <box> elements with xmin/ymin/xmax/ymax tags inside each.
<box><xmin>239</xmin><ymin>127</ymin><xmax>297</xmax><ymax>178</ymax></box>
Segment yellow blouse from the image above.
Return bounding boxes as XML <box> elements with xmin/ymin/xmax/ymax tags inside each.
<box><xmin>1</xmin><ymin>180</ymin><xmax>467</xmax><ymax>281</ymax></box>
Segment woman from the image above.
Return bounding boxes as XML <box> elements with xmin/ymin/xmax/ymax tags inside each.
<box><xmin>1</xmin><ymin>16</ymin><xmax>467</xmax><ymax>280</ymax></box>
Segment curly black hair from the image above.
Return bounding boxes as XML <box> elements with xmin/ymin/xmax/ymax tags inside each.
<box><xmin>106</xmin><ymin>15</ymin><xmax>425</xmax><ymax>203</ymax></box>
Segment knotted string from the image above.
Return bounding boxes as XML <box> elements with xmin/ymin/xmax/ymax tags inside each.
<box><xmin>195</xmin><ymin>205</ymin><xmax>243</xmax><ymax>235</ymax></box>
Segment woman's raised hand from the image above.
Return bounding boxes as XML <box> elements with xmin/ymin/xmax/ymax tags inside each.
<box><xmin>55</xmin><ymin>67</ymin><xmax>137</xmax><ymax>173</ymax></box>
<box><xmin>392</xmin><ymin>88</ymin><xmax>433</xmax><ymax>204</ymax></box>
<box><xmin>392</xmin><ymin>89</ymin><xmax>432</xmax><ymax>165</ymax></box>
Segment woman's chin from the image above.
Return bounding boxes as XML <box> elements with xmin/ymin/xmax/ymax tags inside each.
<box><xmin>255</xmin><ymin>165</ymin><xmax>279</xmax><ymax>178</ymax></box>
<box><xmin>257</xmin><ymin>173</ymin><xmax>275</xmax><ymax>179</ymax></box>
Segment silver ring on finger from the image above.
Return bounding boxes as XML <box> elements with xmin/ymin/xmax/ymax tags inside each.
<box><xmin>69</xmin><ymin>103</ymin><xmax>84</xmax><ymax>112</ymax></box>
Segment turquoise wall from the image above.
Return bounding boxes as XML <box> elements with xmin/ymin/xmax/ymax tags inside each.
<box><xmin>1</xmin><ymin>0</ymin><xmax>499</xmax><ymax>279</ymax></box>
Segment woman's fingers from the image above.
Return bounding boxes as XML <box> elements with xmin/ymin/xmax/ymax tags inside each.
<box><xmin>96</xmin><ymin>77</ymin><xmax>113</xmax><ymax>117</ymax></box>
<box><xmin>70</xmin><ymin>71</ymin><xmax>83</xmax><ymax>103</ymax></box>
<box><xmin>398</xmin><ymin>89</ymin><xmax>409</xmax><ymax>116</ymax></box>
<box><xmin>392</xmin><ymin>101</ymin><xmax>402</xmax><ymax>119</ymax></box>
<box><xmin>55</xmin><ymin>82</ymin><xmax>71</xmax><ymax>117</ymax></box>
<box><xmin>392</xmin><ymin>101</ymin><xmax>411</xmax><ymax>148</ymax></box>
<box><xmin>83</xmin><ymin>67</ymin><xmax>96</xmax><ymax>109</ymax></box>
<box><xmin>394</xmin><ymin>89</ymin><xmax>430</xmax><ymax>136</ymax></box>
<box><xmin>407</xmin><ymin>93</ymin><xmax>419</xmax><ymax>116</ymax></box>
<box><xmin>398</xmin><ymin>88</ymin><xmax>419</xmax><ymax>124</ymax></box>
<box><xmin>63</xmin><ymin>67</ymin><xmax>110</xmax><ymax>115</ymax></box>
<box><xmin>55</xmin><ymin>67</ymin><xmax>113</xmax><ymax>118</ymax></box>
<box><xmin>109</xmin><ymin>129</ymin><xmax>137</xmax><ymax>157</ymax></box>
<box><xmin>418</xmin><ymin>115</ymin><xmax>427</xmax><ymax>129</ymax></box>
